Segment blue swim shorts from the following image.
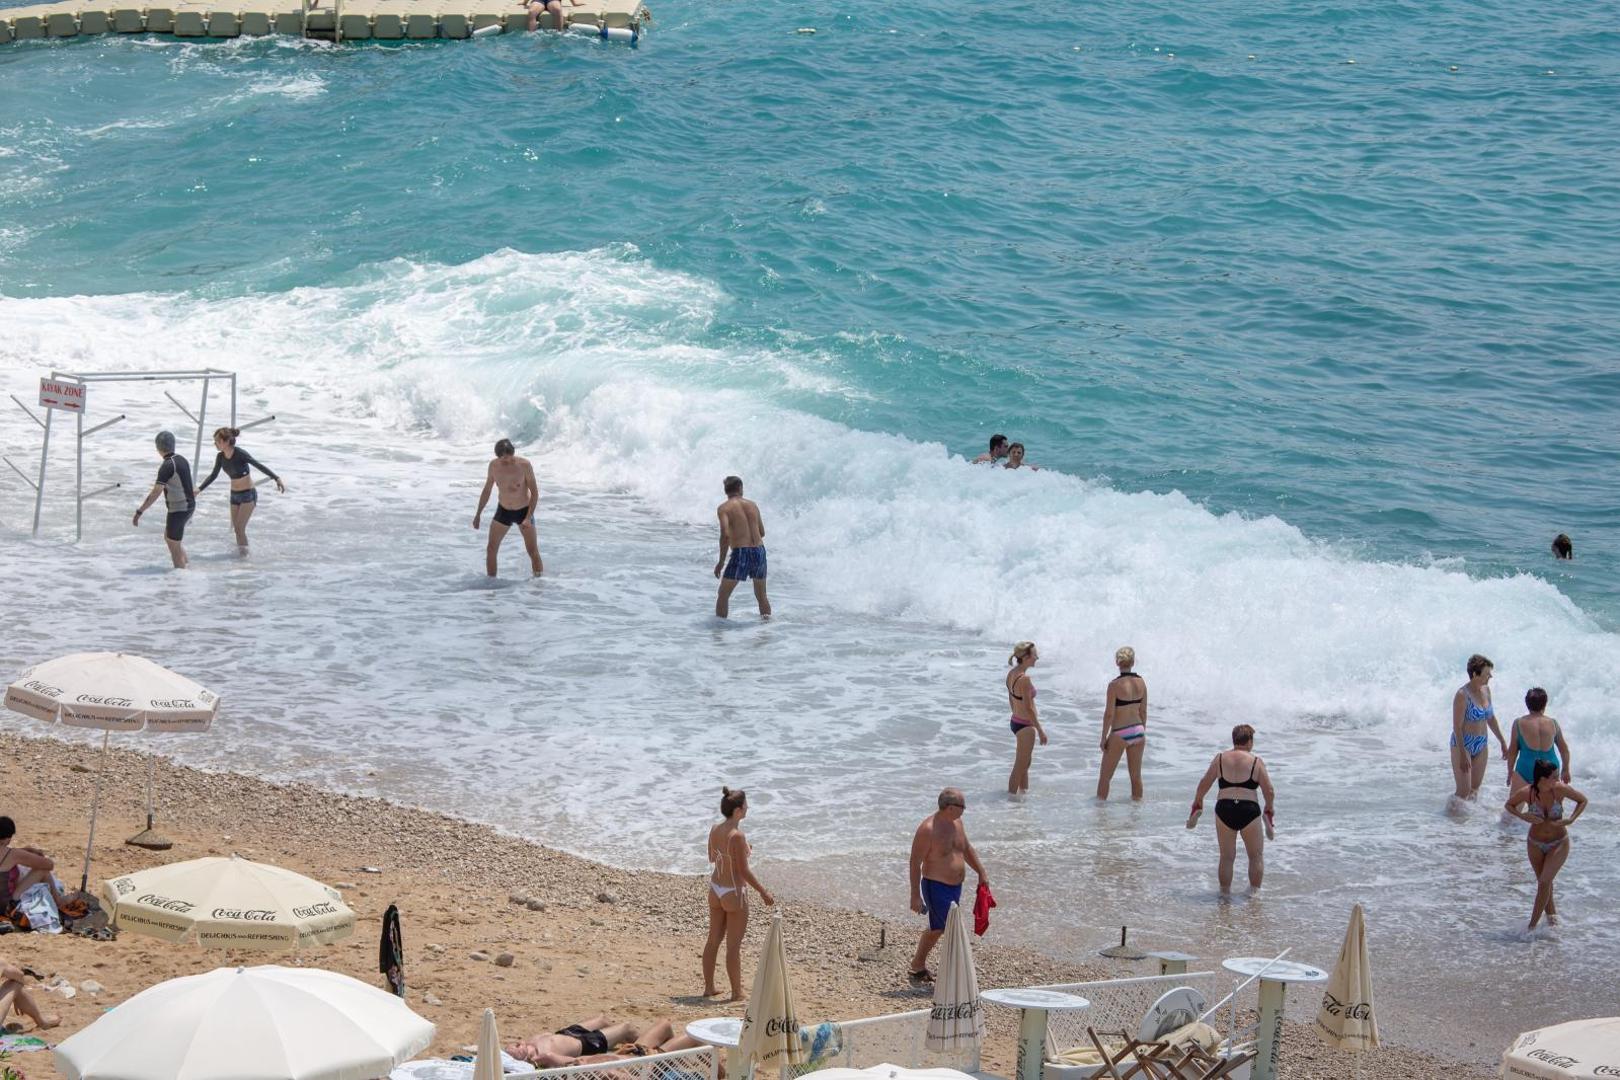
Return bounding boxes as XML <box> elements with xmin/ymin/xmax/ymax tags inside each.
<box><xmin>723</xmin><ymin>546</ymin><xmax>767</xmax><ymax>581</ymax></box>
<box><xmin>920</xmin><ymin>877</ymin><xmax>962</xmax><ymax>932</ymax></box>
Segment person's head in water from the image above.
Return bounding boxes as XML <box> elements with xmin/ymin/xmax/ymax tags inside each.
<box><xmin>1525</xmin><ymin>687</ymin><xmax>1549</xmax><ymax>714</ymax></box>
<box><xmin>1005</xmin><ymin>443</ymin><xmax>1026</xmax><ymax>468</ymax></box>
<box><xmin>720</xmin><ymin>787</ymin><xmax>747</xmax><ymax>820</ymax></box>
<box><xmin>154</xmin><ymin>430</ymin><xmax>177</xmax><ymax>457</ymax></box>
<box><xmin>724</xmin><ymin>476</ymin><xmax>743</xmax><ymax>497</ymax></box>
<box><xmin>1466</xmin><ymin>654</ymin><xmax>1493</xmax><ymax>682</ymax></box>
<box><xmin>1009</xmin><ymin>641</ymin><xmax>1038</xmax><ymax>668</ymax></box>
<box><xmin>1115</xmin><ymin>646</ymin><xmax>1135</xmax><ymax>672</ymax></box>
<box><xmin>988</xmin><ymin>434</ymin><xmax>1009</xmax><ymax>458</ymax></box>
<box><xmin>1232</xmin><ymin>724</ymin><xmax>1255</xmax><ymax>748</ymax></box>
<box><xmin>1531</xmin><ymin>758</ymin><xmax>1558</xmax><ymax>794</ymax></box>
<box><xmin>212</xmin><ymin>426</ymin><xmax>241</xmax><ymax>451</ymax></box>
<box><xmin>494</xmin><ymin>438</ymin><xmax>515</xmax><ymax>459</ymax></box>
<box><xmin>1552</xmin><ymin>534</ymin><xmax>1573</xmax><ymax>560</ymax></box>
<box><xmin>937</xmin><ymin>787</ymin><xmax>966</xmax><ymax>815</ymax></box>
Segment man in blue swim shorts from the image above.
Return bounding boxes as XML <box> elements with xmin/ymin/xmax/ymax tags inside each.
<box><xmin>714</xmin><ymin>475</ymin><xmax>771</xmax><ymax>619</ymax></box>
<box><xmin>907</xmin><ymin>787</ymin><xmax>990</xmax><ymax>984</ymax></box>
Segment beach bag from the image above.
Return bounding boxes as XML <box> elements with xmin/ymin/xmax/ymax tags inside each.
<box><xmin>17</xmin><ymin>881</ymin><xmax>63</xmax><ymax>934</ymax></box>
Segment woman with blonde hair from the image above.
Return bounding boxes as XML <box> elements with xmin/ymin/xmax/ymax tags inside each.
<box><xmin>701</xmin><ymin>787</ymin><xmax>773</xmax><ymax>1001</ymax></box>
<box><xmin>1097</xmin><ymin>646</ymin><xmax>1147</xmax><ymax>800</ymax></box>
<box><xmin>196</xmin><ymin>426</ymin><xmax>285</xmax><ymax>553</ymax></box>
<box><xmin>1006</xmin><ymin>642</ymin><xmax>1047</xmax><ymax>797</ymax></box>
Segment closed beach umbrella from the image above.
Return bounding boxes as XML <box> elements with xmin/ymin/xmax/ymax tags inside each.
<box><xmin>737</xmin><ymin>911</ymin><xmax>807</xmax><ymax>1073</ymax></box>
<box><xmin>1502</xmin><ymin>1018</ymin><xmax>1620</xmax><ymax>1079</ymax></box>
<box><xmin>473</xmin><ymin>1008</ymin><xmax>502</xmax><ymax>1080</ymax></box>
<box><xmin>53</xmin><ymin>964</ymin><xmax>435</xmax><ymax>1080</ymax></box>
<box><xmin>797</xmin><ymin>1068</ymin><xmax>978</xmax><ymax>1080</ymax></box>
<box><xmin>1314</xmin><ymin>903</ymin><xmax>1379</xmax><ymax>1054</ymax></box>
<box><xmin>5</xmin><ymin>652</ymin><xmax>219</xmax><ymax>885</ymax></box>
<box><xmin>925</xmin><ymin>902</ymin><xmax>983</xmax><ymax>1065</ymax></box>
<box><xmin>103</xmin><ymin>855</ymin><xmax>354</xmax><ymax>950</ymax></box>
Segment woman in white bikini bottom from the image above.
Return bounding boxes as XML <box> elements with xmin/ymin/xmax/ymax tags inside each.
<box><xmin>702</xmin><ymin>787</ymin><xmax>775</xmax><ymax>1001</ymax></box>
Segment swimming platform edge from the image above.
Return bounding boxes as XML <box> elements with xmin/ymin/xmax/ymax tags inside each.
<box><xmin>0</xmin><ymin>0</ymin><xmax>649</xmax><ymax>44</ymax></box>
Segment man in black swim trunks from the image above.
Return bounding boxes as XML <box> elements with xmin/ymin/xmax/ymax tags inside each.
<box><xmin>132</xmin><ymin>430</ymin><xmax>194</xmax><ymax>569</ymax></box>
<box><xmin>507</xmin><ymin>1015</ymin><xmax>643</xmax><ymax>1067</ymax></box>
<box><xmin>473</xmin><ymin>438</ymin><xmax>543</xmax><ymax>578</ymax></box>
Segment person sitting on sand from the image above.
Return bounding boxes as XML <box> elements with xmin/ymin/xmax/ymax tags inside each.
<box><xmin>1189</xmin><ymin>725</ymin><xmax>1275</xmax><ymax>893</ymax></box>
<box><xmin>507</xmin><ymin>1015</ymin><xmax>643</xmax><ymax>1067</ymax></box>
<box><xmin>1097</xmin><ymin>646</ymin><xmax>1147</xmax><ymax>801</ymax></box>
<box><xmin>527</xmin><ymin>0</ymin><xmax>582</xmax><ymax>32</ymax></box>
<box><xmin>1506</xmin><ymin>687</ymin><xmax>1570</xmax><ymax>793</ymax></box>
<box><xmin>0</xmin><ymin>816</ymin><xmax>62</xmax><ymax>917</ymax></box>
<box><xmin>1449</xmin><ymin>654</ymin><xmax>1507</xmax><ymax>801</ymax></box>
<box><xmin>1504</xmin><ymin>760</ymin><xmax>1587</xmax><ymax>931</ymax></box>
<box><xmin>1</xmin><ymin>955</ymin><xmax>60</xmax><ymax>1033</ymax></box>
<box><xmin>703</xmin><ymin>787</ymin><xmax>774</xmax><ymax>1001</ymax></box>
<box><xmin>972</xmin><ymin>434</ymin><xmax>1009</xmax><ymax>465</ymax></box>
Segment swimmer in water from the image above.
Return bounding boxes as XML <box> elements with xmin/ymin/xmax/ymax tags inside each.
<box><xmin>473</xmin><ymin>439</ymin><xmax>543</xmax><ymax>577</ymax></box>
<box><xmin>1006</xmin><ymin>641</ymin><xmax>1047</xmax><ymax>796</ymax></box>
<box><xmin>1190</xmin><ymin>724</ymin><xmax>1275</xmax><ymax>893</ymax></box>
<box><xmin>196</xmin><ymin>426</ymin><xmax>284</xmax><ymax>554</ymax></box>
<box><xmin>1552</xmin><ymin>533</ymin><xmax>1573</xmax><ymax>560</ymax></box>
<box><xmin>1097</xmin><ymin>646</ymin><xmax>1147</xmax><ymax>800</ymax></box>
<box><xmin>1002</xmin><ymin>442</ymin><xmax>1039</xmax><ymax>470</ymax></box>
<box><xmin>1504</xmin><ymin>759</ymin><xmax>1587</xmax><ymax>931</ymax></box>
<box><xmin>972</xmin><ymin>434</ymin><xmax>1010</xmax><ymax>465</ymax></box>
<box><xmin>132</xmin><ymin>430</ymin><xmax>194</xmax><ymax>569</ymax></box>
<box><xmin>1506</xmin><ymin>687</ymin><xmax>1570</xmax><ymax>794</ymax></box>
<box><xmin>1450</xmin><ymin>654</ymin><xmax>1507</xmax><ymax>801</ymax></box>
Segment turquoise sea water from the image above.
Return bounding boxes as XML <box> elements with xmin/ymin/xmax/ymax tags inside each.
<box><xmin>5</xmin><ymin>0</ymin><xmax>1620</xmax><ymax>1059</ymax></box>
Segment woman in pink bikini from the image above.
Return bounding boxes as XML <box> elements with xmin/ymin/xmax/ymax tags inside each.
<box><xmin>1006</xmin><ymin>641</ymin><xmax>1048</xmax><ymax>797</ymax></box>
<box><xmin>1097</xmin><ymin>646</ymin><xmax>1147</xmax><ymax>800</ymax></box>
<box><xmin>701</xmin><ymin>787</ymin><xmax>774</xmax><ymax>1001</ymax></box>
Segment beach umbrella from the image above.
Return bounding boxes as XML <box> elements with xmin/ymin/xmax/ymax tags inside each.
<box><xmin>797</xmin><ymin>1068</ymin><xmax>978</xmax><ymax>1080</ymax></box>
<box><xmin>53</xmin><ymin>964</ymin><xmax>435</xmax><ymax>1080</ymax></box>
<box><xmin>1502</xmin><ymin>1018</ymin><xmax>1620</xmax><ymax>1079</ymax></box>
<box><xmin>473</xmin><ymin>1008</ymin><xmax>502</xmax><ymax>1080</ymax></box>
<box><xmin>737</xmin><ymin>910</ymin><xmax>807</xmax><ymax>1074</ymax></box>
<box><xmin>102</xmin><ymin>855</ymin><xmax>354</xmax><ymax>950</ymax></box>
<box><xmin>925</xmin><ymin>902</ymin><xmax>983</xmax><ymax>1067</ymax></box>
<box><xmin>1314</xmin><ymin>902</ymin><xmax>1379</xmax><ymax>1063</ymax></box>
<box><xmin>4</xmin><ymin>652</ymin><xmax>219</xmax><ymax>886</ymax></box>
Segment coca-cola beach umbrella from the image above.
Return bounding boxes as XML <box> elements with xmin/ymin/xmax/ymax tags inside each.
<box><xmin>1502</xmin><ymin>1017</ymin><xmax>1620</xmax><ymax>1080</ymax></box>
<box><xmin>1314</xmin><ymin>902</ymin><xmax>1379</xmax><ymax>1060</ymax></box>
<box><xmin>737</xmin><ymin>911</ymin><xmax>807</xmax><ymax>1073</ymax></box>
<box><xmin>926</xmin><ymin>902</ymin><xmax>984</xmax><ymax>1065</ymax></box>
<box><xmin>103</xmin><ymin>854</ymin><xmax>355</xmax><ymax>950</ymax></box>
<box><xmin>4</xmin><ymin>652</ymin><xmax>219</xmax><ymax>890</ymax></box>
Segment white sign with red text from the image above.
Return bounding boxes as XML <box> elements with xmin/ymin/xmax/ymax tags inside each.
<box><xmin>38</xmin><ymin>378</ymin><xmax>87</xmax><ymax>413</ymax></box>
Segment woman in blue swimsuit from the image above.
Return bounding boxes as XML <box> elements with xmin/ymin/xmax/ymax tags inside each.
<box><xmin>1450</xmin><ymin>654</ymin><xmax>1507</xmax><ymax>801</ymax></box>
<box><xmin>1504</xmin><ymin>760</ymin><xmax>1587</xmax><ymax>931</ymax></box>
<box><xmin>1506</xmin><ymin>687</ymin><xmax>1571</xmax><ymax>793</ymax></box>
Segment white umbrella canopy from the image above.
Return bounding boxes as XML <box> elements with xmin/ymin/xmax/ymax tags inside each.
<box><xmin>1502</xmin><ymin>1018</ymin><xmax>1620</xmax><ymax>1079</ymax></box>
<box><xmin>473</xmin><ymin>1009</ymin><xmax>502</xmax><ymax>1080</ymax></box>
<box><xmin>737</xmin><ymin>911</ymin><xmax>807</xmax><ymax>1073</ymax></box>
<box><xmin>799</xmin><ymin>1068</ymin><xmax>978</xmax><ymax>1080</ymax></box>
<box><xmin>54</xmin><ymin>965</ymin><xmax>435</xmax><ymax>1080</ymax></box>
<box><xmin>103</xmin><ymin>855</ymin><xmax>355</xmax><ymax>950</ymax></box>
<box><xmin>1315</xmin><ymin>902</ymin><xmax>1379</xmax><ymax>1052</ymax></box>
<box><xmin>926</xmin><ymin>902</ymin><xmax>983</xmax><ymax>1063</ymax></box>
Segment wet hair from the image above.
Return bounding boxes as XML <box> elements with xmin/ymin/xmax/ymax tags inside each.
<box><xmin>1466</xmin><ymin>654</ymin><xmax>1493</xmax><ymax>678</ymax></box>
<box><xmin>989</xmin><ymin>434</ymin><xmax>1008</xmax><ymax>453</ymax></box>
<box><xmin>494</xmin><ymin>438</ymin><xmax>515</xmax><ymax>458</ymax></box>
<box><xmin>1007</xmin><ymin>442</ymin><xmax>1026</xmax><ymax>454</ymax></box>
<box><xmin>1525</xmin><ymin>687</ymin><xmax>1549</xmax><ymax>713</ymax></box>
<box><xmin>1530</xmin><ymin>759</ymin><xmax>1558</xmax><ymax>793</ymax></box>
<box><xmin>1115</xmin><ymin>646</ymin><xmax>1135</xmax><ymax>669</ymax></box>
<box><xmin>723</xmin><ymin>476</ymin><xmax>743</xmax><ymax>496</ymax></box>
<box><xmin>1232</xmin><ymin>724</ymin><xmax>1255</xmax><ymax>747</ymax></box>
<box><xmin>0</xmin><ymin>816</ymin><xmax>14</xmax><ymax>841</ymax></box>
<box><xmin>155</xmin><ymin>430</ymin><xmax>176</xmax><ymax>454</ymax></box>
<box><xmin>1552</xmin><ymin>534</ymin><xmax>1573</xmax><ymax>560</ymax></box>
<box><xmin>1008</xmin><ymin>641</ymin><xmax>1036</xmax><ymax>666</ymax></box>
<box><xmin>938</xmin><ymin>787</ymin><xmax>966</xmax><ymax>810</ymax></box>
<box><xmin>212</xmin><ymin>427</ymin><xmax>240</xmax><ymax>446</ymax></box>
<box><xmin>720</xmin><ymin>787</ymin><xmax>747</xmax><ymax>818</ymax></box>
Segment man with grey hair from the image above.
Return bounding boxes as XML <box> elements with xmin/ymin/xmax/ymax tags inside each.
<box><xmin>906</xmin><ymin>786</ymin><xmax>989</xmax><ymax>984</ymax></box>
<box><xmin>132</xmin><ymin>430</ymin><xmax>195</xmax><ymax>569</ymax></box>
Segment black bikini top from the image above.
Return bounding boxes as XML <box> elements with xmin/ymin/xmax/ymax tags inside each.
<box><xmin>1112</xmin><ymin>672</ymin><xmax>1144</xmax><ymax>707</ymax></box>
<box><xmin>1217</xmin><ymin>753</ymin><xmax>1260</xmax><ymax>791</ymax></box>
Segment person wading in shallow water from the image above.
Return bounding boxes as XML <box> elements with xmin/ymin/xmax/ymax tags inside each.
<box><xmin>714</xmin><ymin>475</ymin><xmax>770</xmax><ymax>619</ymax></box>
<box><xmin>1504</xmin><ymin>760</ymin><xmax>1587</xmax><ymax>932</ymax></box>
<box><xmin>1005</xmin><ymin>642</ymin><xmax>1047</xmax><ymax>797</ymax></box>
<box><xmin>132</xmin><ymin>430</ymin><xmax>194</xmax><ymax>569</ymax></box>
<box><xmin>1190</xmin><ymin>725</ymin><xmax>1275</xmax><ymax>894</ymax></box>
<box><xmin>196</xmin><ymin>426</ymin><xmax>285</xmax><ymax>554</ymax></box>
<box><xmin>1450</xmin><ymin>654</ymin><xmax>1507</xmax><ymax>801</ymax></box>
<box><xmin>473</xmin><ymin>439</ymin><xmax>543</xmax><ymax>578</ymax></box>
<box><xmin>907</xmin><ymin>788</ymin><xmax>989</xmax><ymax>985</ymax></box>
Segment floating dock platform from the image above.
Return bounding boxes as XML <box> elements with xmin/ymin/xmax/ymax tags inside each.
<box><xmin>0</xmin><ymin>0</ymin><xmax>648</xmax><ymax>43</ymax></box>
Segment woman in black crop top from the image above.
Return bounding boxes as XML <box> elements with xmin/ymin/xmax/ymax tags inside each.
<box><xmin>197</xmin><ymin>426</ymin><xmax>285</xmax><ymax>553</ymax></box>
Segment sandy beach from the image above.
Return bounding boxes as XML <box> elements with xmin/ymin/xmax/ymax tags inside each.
<box><xmin>1</xmin><ymin>732</ymin><xmax>1491</xmax><ymax>1080</ymax></box>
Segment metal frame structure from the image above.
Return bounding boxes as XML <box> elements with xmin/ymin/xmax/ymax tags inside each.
<box><xmin>4</xmin><ymin>367</ymin><xmax>274</xmax><ymax>541</ymax></box>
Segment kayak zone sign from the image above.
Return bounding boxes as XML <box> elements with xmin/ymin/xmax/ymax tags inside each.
<box><xmin>39</xmin><ymin>378</ymin><xmax>87</xmax><ymax>413</ymax></box>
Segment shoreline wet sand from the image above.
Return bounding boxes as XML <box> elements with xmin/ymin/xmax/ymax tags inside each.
<box><xmin>1</xmin><ymin>732</ymin><xmax>1492</xmax><ymax>1079</ymax></box>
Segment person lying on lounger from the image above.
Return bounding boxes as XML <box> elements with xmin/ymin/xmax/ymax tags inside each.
<box><xmin>507</xmin><ymin>1015</ymin><xmax>644</xmax><ymax>1067</ymax></box>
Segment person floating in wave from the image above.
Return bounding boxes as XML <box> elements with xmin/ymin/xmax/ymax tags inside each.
<box><xmin>132</xmin><ymin>430</ymin><xmax>194</xmax><ymax>570</ymax></box>
<box><xmin>714</xmin><ymin>475</ymin><xmax>770</xmax><ymax>619</ymax></box>
<box><xmin>971</xmin><ymin>434</ymin><xmax>1009</xmax><ymax>465</ymax></box>
<box><xmin>1506</xmin><ymin>687</ymin><xmax>1570</xmax><ymax>795</ymax></box>
<box><xmin>473</xmin><ymin>439</ymin><xmax>543</xmax><ymax>578</ymax></box>
<box><xmin>1504</xmin><ymin>759</ymin><xmax>1586</xmax><ymax>932</ymax></box>
<box><xmin>1449</xmin><ymin>654</ymin><xmax>1507</xmax><ymax>802</ymax></box>
<box><xmin>1097</xmin><ymin>646</ymin><xmax>1147</xmax><ymax>801</ymax></box>
<box><xmin>196</xmin><ymin>426</ymin><xmax>284</xmax><ymax>555</ymax></box>
<box><xmin>1002</xmin><ymin>442</ymin><xmax>1039</xmax><ymax>470</ymax></box>
<box><xmin>1551</xmin><ymin>533</ymin><xmax>1573</xmax><ymax>560</ymax></box>
<box><xmin>1189</xmin><ymin>724</ymin><xmax>1275</xmax><ymax>894</ymax></box>
<box><xmin>527</xmin><ymin>0</ymin><xmax>582</xmax><ymax>32</ymax></box>
<box><xmin>1005</xmin><ymin>641</ymin><xmax>1047</xmax><ymax>798</ymax></box>
<box><xmin>907</xmin><ymin>787</ymin><xmax>989</xmax><ymax>985</ymax></box>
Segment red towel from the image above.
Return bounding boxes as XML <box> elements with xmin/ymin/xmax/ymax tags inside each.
<box><xmin>973</xmin><ymin>881</ymin><xmax>996</xmax><ymax>937</ymax></box>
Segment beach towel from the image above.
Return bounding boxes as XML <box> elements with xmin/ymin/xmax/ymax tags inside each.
<box><xmin>973</xmin><ymin>881</ymin><xmax>996</xmax><ymax>936</ymax></box>
<box><xmin>0</xmin><ymin>1034</ymin><xmax>51</xmax><ymax>1053</ymax></box>
<box><xmin>16</xmin><ymin>881</ymin><xmax>62</xmax><ymax>934</ymax></box>
<box><xmin>380</xmin><ymin>903</ymin><xmax>405</xmax><ymax>998</ymax></box>
<box><xmin>798</xmin><ymin>1021</ymin><xmax>845</xmax><ymax>1064</ymax></box>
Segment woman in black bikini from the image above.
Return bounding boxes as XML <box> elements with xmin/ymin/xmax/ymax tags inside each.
<box><xmin>1097</xmin><ymin>646</ymin><xmax>1147</xmax><ymax>801</ymax></box>
<box><xmin>1006</xmin><ymin>641</ymin><xmax>1047</xmax><ymax>798</ymax></box>
<box><xmin>1190</xmin><ymin>725</ymin><xmax>1275</xmax><ymax>893</ymax></box>
<box><xmin>1504</xmin><ymin>760</ymin><xmax>1587</xmax><ymax>931</ymax></box>
<box><xmin>701</xmin><ymin>787</ymin><xmax>773</xmax><ymax>1001</ymax></box>
<box><xmin>196</xmin><ymin>426</ymin><xmax>285</xmax><ymax>553</ymax></box>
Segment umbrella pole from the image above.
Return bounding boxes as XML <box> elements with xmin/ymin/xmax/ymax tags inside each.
<box><xmin>80</xmin><ymin>730</ymin><xmax>111</xmax><ymax>894</ymax></box>
<box><xmin>125</xmin><ymin>753</ymin><xmax>173</xmax><ymax>851</ymax></box>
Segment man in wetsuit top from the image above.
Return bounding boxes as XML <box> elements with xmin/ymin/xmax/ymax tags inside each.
<box><xmin>473</xmin><ymin>438</ymin><xmax>542</xmax><ymax>578</ymax></box>
<box><xmin>715</xmin><ymin>475</ymin><xmax>770</xmax><ymax>619</ymax></box>
<box><xmin>132</xmin><ymin>430</ymin><xmax>194</xmax><ymax>569</ymax></box>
